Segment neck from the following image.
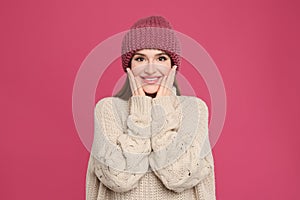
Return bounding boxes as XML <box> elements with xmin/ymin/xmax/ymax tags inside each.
<box><xmin>145</xmin><ymin>92</ymin><xmax>157</xmax><ymax>98</ymax></box>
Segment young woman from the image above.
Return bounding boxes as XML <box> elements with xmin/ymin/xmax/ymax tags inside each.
<box><xmin>86</xmin><ymin>15</ymin><xmax>216</xmax><ymax>200</ymax></box>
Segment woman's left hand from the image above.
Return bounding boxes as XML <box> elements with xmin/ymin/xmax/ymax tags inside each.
<box><xmin>156</xmin><ymin>65</ymin><xmax>177</xmax><ymax>97</ymax></box>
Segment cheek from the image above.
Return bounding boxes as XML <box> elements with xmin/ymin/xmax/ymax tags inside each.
<box><xmin>130</xmin><ymin>61</ymin><xmax>139</xmax><ymax>73</ymax></box>
<box><xmin>162</xmin><ymin>61</ymin><xmax>172</xmax><ymax>74</ymax></box>
<box><xmin>159</xmin><ymin>65</ymin><xmax>171</xmax><ymax>75</ymax></box>
<box><xmin>130</xmin><ymin>60</ymin><xmax>143</xmax><ymax>75</ymax></box>
<box><xmin>131</xmin><ymin>65</ymin><xmax>144</xmax><ymax>76</ymax></box>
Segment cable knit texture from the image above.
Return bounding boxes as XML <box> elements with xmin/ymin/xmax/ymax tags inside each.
<box><xmin>86</xmin><ymin>91</ymin><xmax>216</xmax><ymax>200</ymax></box>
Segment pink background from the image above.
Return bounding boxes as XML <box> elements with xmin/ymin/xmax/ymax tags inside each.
<box><xmin>1</xmin><ymin>0</ymin><xmax>300</xmax><ymax>199</ymax></box>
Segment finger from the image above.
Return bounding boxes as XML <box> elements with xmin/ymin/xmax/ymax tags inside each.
<box><xmin>135</xmin><ymin>76</ymin><xmax>145</xmax><ymax>96</ymax></box>
<box><xmin>134</xmin><ymin>76</ymin><xmax>142</xmax><ymax>91</ymax></box>
<box><xmin>126</xmin><ymin>68</ymin><xmax>134</xmax><ymax>95</ymax></box>
<box><xmin>138</xmin><ymin>87</ymin><xmax>145</xmax><ymax>96</ymax></box>
<box><xmin>129</xmin><ymin>68</ymin><xmax>145</xmax><ymax>96</ymax></box>
<box><xmin>163</xmin><ymin>65</ymin><xmax>176</xmax><ymax>95</ymax></box>
<box><xmin>127</xmin><ymin>68</ymin><xmax>137</xmax><ymax>96</ymax></box>
<box><xmin>157</xmin><ymin>75</ymin><xmax>167</xmax><ymax>96</ymax></box>
<box><xmin>165</xmin><ymin>65</ymin><xmax>177</xmax><ymax>94</ymax></box>
<box><xmin>131</xmin><ymin>69</ymin><xmax>146</xmax><ymax>96</ymax></box>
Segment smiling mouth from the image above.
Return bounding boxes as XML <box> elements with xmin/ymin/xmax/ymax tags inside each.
<box><xmin>142</xmin><ymin>76</ymin><xmax>162</xmax><ymax>84</ymax></box>
<box><xmin>142</xmin><ymin>76</ymin><xmax>161</xmax><ymax>80</ymax></box>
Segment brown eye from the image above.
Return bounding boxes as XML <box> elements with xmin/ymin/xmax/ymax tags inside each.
<box><xmin>158</xmin><ymin>56</ymin><xmax>168</xmax><ymax>61</ymax></box>
<box><xmin>134</xmin><ymin>57</ymin><xmax>145</xmax><ymax>62</ymax></box>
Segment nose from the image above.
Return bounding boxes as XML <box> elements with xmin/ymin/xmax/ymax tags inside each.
<box><xmin>144</xmin><ymin>62</ymin><xmax>155</xmax><ymax>74</ymax></box>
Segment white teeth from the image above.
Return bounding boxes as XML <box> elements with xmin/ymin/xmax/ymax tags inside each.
<box><xmin>145</xmin><ymin>78</ymin><xmax>158</xmax><ymax>81</ymax></box>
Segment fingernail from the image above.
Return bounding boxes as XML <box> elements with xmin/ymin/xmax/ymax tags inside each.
<box><xmin>174</xmin><ymin>65</ymin><xmax>177</xmax><ymax>69</ymax></box>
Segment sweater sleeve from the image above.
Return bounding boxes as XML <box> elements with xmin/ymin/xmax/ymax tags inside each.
<box><xmin>90</xmin><ymin>96</ymin><xmax>152</xmax><ymax>193</ymax></box>
<box><xmin>149</xmin><ymin>96</ymin><xmax>215</xmax><ymax>193</ymax></box>
<box><xmin>194</xmin><ymin>151</ymin><xmax>216</xmax><ymax>200</ymax></box>
<box><xmin>86</xmin><ymin>154</ymin><xmax>100</xmax><ymax>200</ymax></box>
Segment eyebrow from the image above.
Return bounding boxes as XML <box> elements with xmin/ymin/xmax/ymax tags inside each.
<box><xmin>133</xmin><ymin>52</ymin><xmax>168</xmax><ymax>56</ymax></box>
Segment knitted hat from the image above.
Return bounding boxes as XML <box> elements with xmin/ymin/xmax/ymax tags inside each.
<box><xmin>121</xmin><ymin>16</ymin><xmax>181</xmax><ymax>73</ymax></box>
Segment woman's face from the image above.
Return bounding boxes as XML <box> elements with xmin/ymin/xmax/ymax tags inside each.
<box><xmin>130</xmin><ymin>49</ymin><xmax>172</xmax><ymax>94</ymax></box>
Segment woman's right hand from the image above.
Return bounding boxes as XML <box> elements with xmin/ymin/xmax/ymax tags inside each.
<box><xmin>126</xmin><ymin>67</ymin><xmax>146</xmax><ymax>96</ymax></box>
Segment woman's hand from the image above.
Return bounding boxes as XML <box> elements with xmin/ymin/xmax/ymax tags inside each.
<box><xmin>126</xmin><ymin>67</ymin><xmax>146</xmax><ymax>96</ymax></box>
<box><xmin>156</xmin><ymin>65</ymin><xmax>177</xmax><ymax>97</ymax></box>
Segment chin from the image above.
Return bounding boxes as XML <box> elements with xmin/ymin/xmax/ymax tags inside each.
<box><xmin>143</xmin><ymin>85</ymin><xmax>159</xmax><ymax>94</ymax></box>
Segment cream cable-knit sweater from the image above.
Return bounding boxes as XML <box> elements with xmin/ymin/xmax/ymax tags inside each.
<box><xmin>86</xmin><ymin>89</ymin><xmax>216</xmax><ymax>200</ymax></box>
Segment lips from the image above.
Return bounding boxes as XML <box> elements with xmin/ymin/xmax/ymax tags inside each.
<box><xmin>142</xmin><ymin>76</ymin><xmax>162</xmax><ymax>84</ymax></box>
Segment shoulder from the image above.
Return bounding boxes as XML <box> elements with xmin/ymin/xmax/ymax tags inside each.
<box><xmin>95</xmin><ymin>97</ymin><xmax>128</xmax><ymax>113</ymax></box>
